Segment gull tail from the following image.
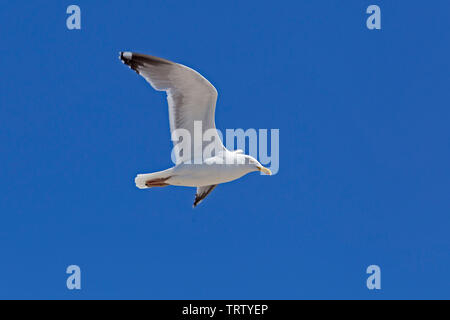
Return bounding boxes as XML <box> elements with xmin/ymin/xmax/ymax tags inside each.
<box><xmin>135</xmin><ymin>168</ymin><xmax>173</xmax><ymax>189</ymax></box>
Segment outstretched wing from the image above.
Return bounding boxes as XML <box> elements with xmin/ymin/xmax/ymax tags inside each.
<box><xmin>120</xmin><ymin>52</ymin><xmax>225</xmax><ymax>164</ymax></box>
<box><xmin>193</xmin><ymin>185</ymin><xmax>218</xmax><ymax>207</ymax></box>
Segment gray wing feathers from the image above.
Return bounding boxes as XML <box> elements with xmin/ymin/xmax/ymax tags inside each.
<box><xmin>193</xmin><ymin>185</ymin><xmax>218</xmax><ymax>207</ymax></box>
<box><xmin>120</xmin><ymin>52</ymin><xmax>224</xmax><ymax>163</ymax></box>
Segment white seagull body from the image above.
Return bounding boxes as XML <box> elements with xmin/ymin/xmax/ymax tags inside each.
<box><xmin>119</xmin><ymin>52</ymin><xmax>271</xmax><ymax>207</ymax></box>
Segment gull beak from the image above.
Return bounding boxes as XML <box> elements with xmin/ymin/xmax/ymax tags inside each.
<box><xmin>258</xmin><ymin>166</ymin><xmax>272</xmax><ymax>175</ymax></box>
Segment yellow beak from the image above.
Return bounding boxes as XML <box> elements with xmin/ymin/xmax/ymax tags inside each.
<box><xmin>259</xmin><ymin>166</ymin><xmax>272</xmax><ymax>175</ymax></box>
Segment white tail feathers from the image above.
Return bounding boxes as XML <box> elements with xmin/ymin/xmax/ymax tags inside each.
<box><xmin>135</xmin><ymin>174</ymin><xmax>153</xmax><ymax>189</ymax></box>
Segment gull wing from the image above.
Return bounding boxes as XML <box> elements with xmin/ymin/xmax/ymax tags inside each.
<box><xmin>120</xmin><ymin>52</ymin><xmax>225</xmax><ymax>164</ymax></box>
<box><xmin>193</xmin><ymin>185</ymin><xmax>218</xmax><ymax>207</ymax></box>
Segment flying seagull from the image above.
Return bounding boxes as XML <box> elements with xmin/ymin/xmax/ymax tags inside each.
<box><xmin>119</xmin><ymin>52</ymin><xmax>271</xmax><ymax>207</ymax></box>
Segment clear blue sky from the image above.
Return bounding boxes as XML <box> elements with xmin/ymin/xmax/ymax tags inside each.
<box><xmin>1</xmin><ymin>0</ymin><xmax>449</xmax><ymax>299</ymax></box>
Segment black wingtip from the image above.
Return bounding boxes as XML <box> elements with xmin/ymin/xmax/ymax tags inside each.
<box><xmin>193</xmin><ymin>195</ymin><xmax>204</xmax><ymax>208</ymax></box>
<box><xmin>119</xmin><ymin>51</ymin><xmax>127</xmax><ymax>62</ymax></box>
<box><xmin>119</xmin><ymin>51</ymin><xmax>132</xmax><ymax>62</ymax></box>
<box><xmin>119</xmin><ymin>51</ymin><xmax>141</xmax><ymax>74</ymax></box>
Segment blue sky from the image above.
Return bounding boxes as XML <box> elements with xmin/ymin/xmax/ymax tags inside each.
<box><xmin>0</xmin><ymin>0</ymin><xmax>449</xmax><ymax>299</ymax></box>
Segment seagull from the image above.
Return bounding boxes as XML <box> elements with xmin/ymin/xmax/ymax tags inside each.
<box><xmin>119</xmin><ymin>52</ymin><xmax>271</xmax><ymax>207</ymax></box>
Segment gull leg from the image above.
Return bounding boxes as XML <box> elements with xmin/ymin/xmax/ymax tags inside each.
<box><xmin>135</xmin><ymin>169</ymin><xmax>174</xmax><ymax>189</ymax></box>
<box><xmin>144</xmin><ymin>177</ymin><xmax>171</xmax><ymax>188</ymax></box>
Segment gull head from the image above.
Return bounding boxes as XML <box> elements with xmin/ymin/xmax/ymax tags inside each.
<box><xmin>236</xmin><ymin>154</ymin><xmax>272</xmax><ymax>175</ymax></box>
